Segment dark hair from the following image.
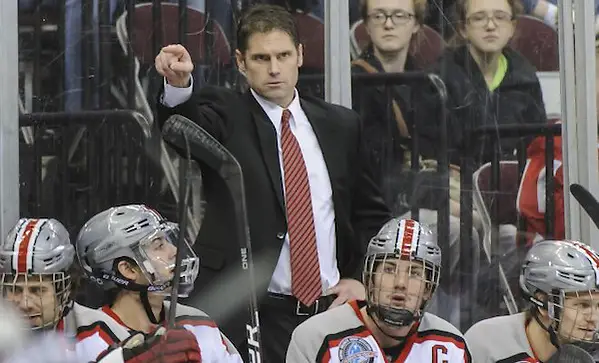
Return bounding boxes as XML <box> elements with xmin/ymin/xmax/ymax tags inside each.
<box><xmin>236</xmin><ymin>4</ymin><xmax>300</xmax><ymax>53</ymax></box>
<box><xmin>360</xmin><ymin>0</ymin><xmax>428</xmax><ymax>25</ymax></box>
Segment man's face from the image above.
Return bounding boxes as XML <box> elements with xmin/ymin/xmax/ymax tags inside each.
<box><xmin>558</xmin><ymin>291</ymin><xmax>599</xmax><ymax>343</ymax></box>
<box><xmin>2</xmin><ymin>274</ymin><xmax>59</xmax><ymax>329</ymax></box>
<box><xmin>460</xmin><ymin>0</ymin><xmax>515</xmax><ymax>54</ymax></box>
<box><xmin>236</xmin><ymin>30</ymin><xmax>303</xmax><ymax>108</ymax></box>
<box><xmin>365</xmin><ymin>0</ymin><xmax>420</xmax><ymax>55</ymax></box>
<box><xmin>371</xmin><ymin>257</ymin><xmax>431</xmax><ymax>315</ymax></box>
<box><xmin>143</xmin><ymin>236</ymin><xmax>177</xmax><ymax>283</ymax></box>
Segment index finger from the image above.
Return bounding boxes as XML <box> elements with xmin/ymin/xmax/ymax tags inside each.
<box><xmin>161</xmin><ymin>44</ymin><xmax>187</xmax><ymax>56</ymax></box>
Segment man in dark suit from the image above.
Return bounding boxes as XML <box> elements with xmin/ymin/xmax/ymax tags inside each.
<box><xmin>154</xmin><ymin>4</ymin><xmax>391</xmax><ymax>362</ymax></box>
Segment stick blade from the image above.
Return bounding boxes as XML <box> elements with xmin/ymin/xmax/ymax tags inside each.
<box><xmin>570</xmin><ymin>184</ymin><xmax>599</xmax><ymax>230</ymax></box>
<box><xmin>162</xmin><ymin>114</ymin><xmax>229</xmax><ymax>171</ymax></box>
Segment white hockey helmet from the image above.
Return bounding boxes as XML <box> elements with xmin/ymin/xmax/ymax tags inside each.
<box><xmin>521</xmin><ymin>239</ymin><xmax>599</xmax><ymax>346</ymax></box>
<box><xmin>363</xmin><ymin>218</ymin><xmax>441</xmax><ymax>328</ymax></box>
<box><xmin>75</xmin><ymin>204</ymin><xmax>199</xmax><ymax>297</ymax></box>
<box><xmin>0</xmin><ymin>218</ymin><xmax>75</xmax><ymax>330</ymax></box>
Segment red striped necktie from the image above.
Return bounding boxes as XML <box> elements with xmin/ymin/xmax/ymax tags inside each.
<box><xmin>280</xmin><ymin>109</ymin><xmax>322</xmax><ymax>306</ymax></box>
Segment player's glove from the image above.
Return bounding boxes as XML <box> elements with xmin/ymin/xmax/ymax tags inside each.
<box><xmin>95</xmin><ymin>326</ymin><xmax>202</xmax><ymax>363</ymax></box>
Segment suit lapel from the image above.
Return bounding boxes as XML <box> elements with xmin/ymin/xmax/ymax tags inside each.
<box><xmin>245</xmin><ymin>92</ymin><xmax>286</xmax><ymax>212</ymax></box>
<box><xmin>300</xmin><ymin>99</ymin><xmax>342</xmax><ymax>190</ymax></box>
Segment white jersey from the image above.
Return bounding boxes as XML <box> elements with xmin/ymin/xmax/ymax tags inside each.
<box><xmin>72</xmin><ymin>301</ymin><xmax>242</xmax><ymax>363</ymax></box>
<box><xmin>287</xmin><ymin>300</ymin><xmax>471</xmax><ymax>362</ymax></box>
<box><xmin>464</xmin><ymin>312</ymin><xmax>539</xmax><ymax>362</ymax></box>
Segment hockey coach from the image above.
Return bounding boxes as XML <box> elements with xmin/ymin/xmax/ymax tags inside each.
<box><xmin>154</xmin><ymin>3</ymin><xmax>391</xmax><ymax>362</ymax></box>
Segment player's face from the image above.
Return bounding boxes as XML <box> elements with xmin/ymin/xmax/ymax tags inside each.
<box><xmin>371</xmin><ymin>257</ymin><xmax>431</xmax><ymax>314</ymax></box>
<box><xmin>236</xmin><ymin>30</ymin><xmax>303</xmax><ymax>108</ymax></box>
<box><xmin>365</xmin><ymin>0</ymin><xmax>420</xmax><ymax>55</ymax></box>
<box><xmin>558</xmin><ymin>291</ymin><xmax>599</xmax><ymax>343</ymax></box>
<box><xmin>144</xmin><ymin>236</ymin><xmax>177</xmax><ymax>282</ymax></box>
<box><xmin>2</xmin><ymin>274</ymin><xmax>58</xmax><ymax>329</ymax></box>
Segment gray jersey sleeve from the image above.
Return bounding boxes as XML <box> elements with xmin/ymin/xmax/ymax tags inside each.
<box><xmin>464</xmin><ymin>313</ymin><xmax>532</xmax><ymax>363</ymax></box>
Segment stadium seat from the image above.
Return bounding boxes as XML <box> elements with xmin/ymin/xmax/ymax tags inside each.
<box><xmin>509</xmin><ymin>15</ymin><xmax>559</xmax><ymax>71</ymax></box>
<box><xmin>293</xmin><ymin>12</ymin><xmax>325</xmax><ymax>72</ymax></box>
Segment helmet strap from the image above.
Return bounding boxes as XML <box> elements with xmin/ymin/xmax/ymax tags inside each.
<box><xmin>366</xmin><ymin>304</ymin><xmax>417</xmax><ymax>341</ymax></box>
<box><xmin>139</xmin><ymin>289</ymin><xmax>164</xmax><ymax>324</ymax></box>
<box><xmin>532</xmin><ymin>307</ymin><xmax>561</xmax><ymax>349</ymax></box>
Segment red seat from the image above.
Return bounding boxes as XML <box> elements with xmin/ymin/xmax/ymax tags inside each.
<box><xmin>350</xmin><ymin>20</ymin><xmax>445</xmax><ymax>69</ymax></box>
<box><xmin>293</xmin><ymin>12</ymin><xmax>325</xmax><ymax>71</ymax></box>
<box><xmin>509</xmin><ymin>15</ymin><xmax>558</xmax><ymax>71</ymax></box>
<box><xmin>128</xmin><ymin>3</ymin><xmax>231</xmax><ymax>66</ymax></box>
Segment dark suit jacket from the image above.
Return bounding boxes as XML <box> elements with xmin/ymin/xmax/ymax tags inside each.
<box><xmin>156</xmin><ymin>85</ymin><xmax>390</xmax><ymax>347</ymax></box>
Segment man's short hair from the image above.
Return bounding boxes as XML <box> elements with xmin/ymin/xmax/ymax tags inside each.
<box><xmin>236</xmin><ymin>4</ymin><xmax>300</xmax><ymax>53</ymax></box>
<box><xmin>360</xmin><ymin>0</ymin><xmax>428</xmax><ymax>25</ymax></box>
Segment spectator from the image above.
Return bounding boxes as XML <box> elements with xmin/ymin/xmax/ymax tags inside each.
<box><xmin>517</xmin><ymin>42</ymin><xmax>599</xmax><ymax>245</ymax></box>
<box><xmin>350</xmin><ymin>0</ymin><xmax>474</xmax><ymax>326</ymax></box>
<box><xmin>516</xmin><ymin>119</ymin><xmax>564</xmax><ymax>243</ymax></box>
<box><xmin>351</xmin><ymin>0</ymin><xmax>431</xmax><ymax>215</ymax></box>
<box><xmin>421</xmin><ymin>0</ymin><xmax>547</xmax><ymax>319</ymax></box>
<box><xmin>428</xmin><ymin>0</ymin><xmax>547</xmax><ymax>167</ymax></box>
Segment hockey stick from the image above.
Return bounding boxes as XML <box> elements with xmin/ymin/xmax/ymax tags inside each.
<box><xmin>161</xmin><ymin>115</ymin><xmax>262</xmax><ymax>363</ymax></box>
<box><xmin>168</xmin><ymin>130</ymin><xmax>193</xmax><ymax>328</ymax></box>
<box><xmin>570</xmin><ymin>184</ymin><xmax>599</xmax><ymax>229</ymax></box>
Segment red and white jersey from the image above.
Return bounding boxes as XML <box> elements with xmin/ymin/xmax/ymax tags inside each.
<box><xmin>71</xmin><ymin>301</ymin><xmax>242</xmax><ymax>363</ymax></box>
<box><xmin>516</xmin><ymin>126</ymin><xmax>564</xmax><ymax>243</ymax></box>
<box><xmin>287</xmin><ymin>300</ymin><xmax>471</xmax><ymax>362</ymax></box>
<box><xmin>464</xmin><ymin>312</ymin><xmax>539</xmax><ymax>363</ymax></box>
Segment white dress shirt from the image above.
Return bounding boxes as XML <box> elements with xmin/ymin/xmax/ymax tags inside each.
<box><xmin>162</xmin><ymin>79</ymin><xmax>340</xmax><ymax>295</ymax></box>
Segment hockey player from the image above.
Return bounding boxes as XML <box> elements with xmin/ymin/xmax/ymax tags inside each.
<box><xmin>0</xmin><ymin>218</ymin><xmax>76</xmax><ymax>333</ymax></box>
<box><xmin>74</xmin><ymin>204</ymin><xmax>243</xmax><ymax>362</ymax></box>
<box><xmin>465</xmin><ymin>239</ymin><xmax>599</xmax><ymax>362</ymax></box>
<box><xmin>0</xmin><ymin>217</ymin><xmax>202</xmax><ymax>363</ymax></box>
<box><xmin>286</xmin><ymin>218</ymin><xmax>471</xmax><ymax>362</ymax></box>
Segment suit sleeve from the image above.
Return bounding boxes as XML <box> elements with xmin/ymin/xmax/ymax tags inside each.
<box><xmin>156</xmin><ymin>84</ymin><xmax>233</xmax><ymax>143</ymax></box>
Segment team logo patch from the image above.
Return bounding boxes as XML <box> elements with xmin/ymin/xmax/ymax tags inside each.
<box><xmin>338</xmin><ymin>337</ymin><xmax>377</xmax><ymax>363</ymax></box>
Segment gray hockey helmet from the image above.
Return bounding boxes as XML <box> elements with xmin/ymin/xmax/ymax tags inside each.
<box><xmin>0</xmin><ymin>218</ymin><xmax>74</xmax><ymax>330</ymax></box>
<box><xmin>363</xmin><ymin>218</ymin><xmax>441</xmax><ymax>329</ymax></box>
<box><xmin>75</xmin><ymin>204</ymin><xmax>199</xmax><ymax>297</ymax></box>
<box><xmin>521</xmin><ymin>239</ymin><xmax>599</xmax><ymax>345</ymax></box>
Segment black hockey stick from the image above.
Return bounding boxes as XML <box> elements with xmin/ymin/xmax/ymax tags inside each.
<box><xmin>168</xmin><ymin>129</ymin><xmax>193</xmax><ymax>328</ymax></box>
<box><xmin>570</xmin><ymin>184</ymin><xmax>599</xmax><ymax>229</ymax></box>
<box><xmin>161</xmin><ymin>115</ymin><xmax>262</xmax><ymax>363</ymax></box>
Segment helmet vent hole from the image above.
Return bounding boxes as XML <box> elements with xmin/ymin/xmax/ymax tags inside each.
<box><xmin>116</xmin><ymin>211</ymin><xmax>125</xmax><ymax>216</ymax></box>
<box><xmin>567</xmin><ymin>252</ymin><xmax>576</xmax><ymax>259</ymax></box>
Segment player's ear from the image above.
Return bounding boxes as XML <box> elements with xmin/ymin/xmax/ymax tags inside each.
<box><xmin>116</xmin><ymin>259</ymin><xmax>139</xmax><ymax>281</ymax></box>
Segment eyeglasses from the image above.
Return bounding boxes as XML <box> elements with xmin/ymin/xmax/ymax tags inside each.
<box><xmin>368</xmin><ymin>11</ymin><xmax>415</xmax><ymax>26</ymax></box>
<box><xmin>467</xmin><ymin>10</ymin><xmax>514</xmax><ymax>28</ymax></box>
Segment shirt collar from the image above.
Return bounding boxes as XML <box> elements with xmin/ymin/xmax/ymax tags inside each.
<box><xmin>250</xmin><ymin>88</ymin><xmax>303</xmax><ymax>131</ymax></box>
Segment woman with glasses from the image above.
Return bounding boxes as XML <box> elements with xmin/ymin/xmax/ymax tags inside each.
<box><xmin>420</xmin><ymin>0</ymin><xmax>547</xmax><ymax>320</ymax></box>
<box><xmin>350</xmin><ymin>0</ymin><xmax>429</xmax><ymax>214</ymax></box>
<box><xmin>425</xmin><ymin>0</ymin><xmax>547</xmax><ymax>167</ymax></box>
